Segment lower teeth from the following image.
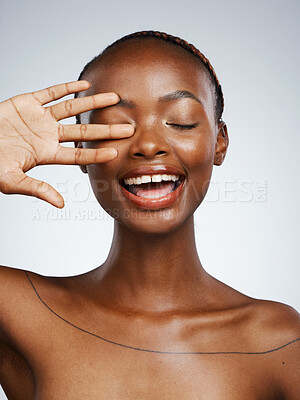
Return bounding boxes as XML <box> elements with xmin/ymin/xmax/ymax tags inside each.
<box><xmin>124</xmin><ymin>180</ymin><xmax>179</xmax><ymax>197</ymax></box>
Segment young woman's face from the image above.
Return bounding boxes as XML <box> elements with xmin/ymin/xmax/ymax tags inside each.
<box><xmin>80</xmin><ymin>39</ymin><xmax>227</xmax><ymax>234</ymax></box>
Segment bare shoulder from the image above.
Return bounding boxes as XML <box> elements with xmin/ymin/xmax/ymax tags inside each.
<box><xmin>0</xmin><ymin>263</ymin><xmax>27</xmax><ymax>280</ymax></box>
<box><xmin>0</xmin><ymin>264</ymin><xmax>29</xmax><ymax>308</ymax></box>
<box><xmin>0</xmin><ymin>265</ymin><xmax>38</xmax><ymax>399</ymax></box>
<box><xmin>249</xmin><ymin>298</ymin><xmax>300</xmax><ymax>341</ymax></box>
<box><xmin>0</xmin><ymin>264</ymin><xmax>77</xmax><ymax>335</ymax></box>
<box><xmin>0</xmin><ymin>265</ymin><xmax>36</xmax><ymax>337</ymax></box>
<box><xmin>0</xmin><ymin>266</ymin><xmax>70</xmax><ymax>399</ymax></box>
<box><xmin>217</xmin><ymin>279</ymin><xmax>300</xmax><ymax>345</ymax></box>
<box><xmin>0</xmin><ymin>265</ymin><xmax>56</xmax><ymax>336</ymax></box>
<box><xmin>0</xmin><ymin>263</ymin><xmax>57</xmax><ymax>296</ymax></box>
<box><xmin>241</xmin><ymin>297</ymin><xmax>300</xmax><ymax>352</ymax></box>
<box><xmin>0</xmin><ymin>264</ymin><xmax>41</xmax><ymax>309</ymax></box>
<box><xmin>247</xmin><ymin>298</ymin><xmax>300</xmax><ymax>398</ymax></box>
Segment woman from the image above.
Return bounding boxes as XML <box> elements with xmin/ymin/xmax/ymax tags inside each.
<box><xmin>0</xmin><ymin>31</ymin><xmax>299</xmax><ymax>399</ymax></box>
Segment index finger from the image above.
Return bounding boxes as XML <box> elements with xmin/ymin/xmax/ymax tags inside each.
<box><xmin>31</xmin><ymin>81</ymin><xmax>91</xmax><ymax>105</ymax></box>
<box><xmin>48</xmin><ymin>92</ymin><xmax>120</xmax><ymax>121</ymax></box>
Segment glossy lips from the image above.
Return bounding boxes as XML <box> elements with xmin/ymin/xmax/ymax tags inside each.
<box><xmin>119</xmin><ymin>165</ymin><xmax>186</xmax><ymax>210</ymax></box>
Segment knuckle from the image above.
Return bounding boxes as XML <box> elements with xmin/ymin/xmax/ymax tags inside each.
<box><xmin>64</xmin><ymin>100</ymin><xmax>73</xmax><ymax>115</ymax></box>
<box><xmin>79</xmin><ymin>124</ymin><xmax>87</xmax><ymax>138</ymax></box>
<box><xmin>74</xmin><ymin>148</ymin><xmax>82</xmax><ymax>165</ymax></box>
<box><xmin>91</xmin><ymin>96</ymin><xmax>96</xmax><ymax>109</ymax></box>
<box><xmin>47</xmin><ymin>87</ymin><xmax>56</xmax><ymax>99</ymax></box>
<box><xmin>95</xmin><ymin>148</ymin><xmax>103</xmax><ymax>162</ymax></box>
<box><xmin>108</xmin><ymin>124</ymin><xmax>112</xmax><ymax>138</ymax></box>
<box><xmin>36</xmin><ymin>180</ymin><xmax>48</xmax><ymax>194</ymax></box>
<box><xmin>31</xmin><ymin>91</ymin><xmax>40</xmax><ymax>102</ymax></box>
<box><xmin>65</xmin><ymin>83</ymin><xmax>71</xmax><ymax>95</ymax></box>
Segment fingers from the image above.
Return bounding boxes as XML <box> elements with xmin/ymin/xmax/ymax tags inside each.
<box><xmin>31</xmin><ymin>81</ymin><xmax>91</xmax><ymax>105</ymax></box>
<box><xmin>48</xmin><ymin>92</ymin><xmax>120</xmax><ymax>121</ymax></box>
<box><xmin>52</xmin><ymin>146</ymin><xmax>118</xmax><ymax>165</ymax></box>
<box><xmin>1</xmin><ymin>170</ymin><xmax>64</xmax><ymax>208</ymax></box>
<box><xmin>59</xmin><ymin>123</ymin><xmax>134</xmax><ymax>142</ymax></box>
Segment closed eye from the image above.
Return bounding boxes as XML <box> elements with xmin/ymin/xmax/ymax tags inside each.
<box><xmin>166</xmin><ymin>122</ymin><xmax>199</xmax><ymax>130</ymax></box>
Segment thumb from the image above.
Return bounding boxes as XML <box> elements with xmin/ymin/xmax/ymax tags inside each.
<box><xmin>1</xmin><ymin>169</ymin><xmax>64</xmax><ymax>208</ymax></box>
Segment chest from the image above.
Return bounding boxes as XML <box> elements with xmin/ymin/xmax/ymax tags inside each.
<box><xmin>5</xmin><ymin>291</ymin><xmax>284</xmax><ymax>400</ymax></box>
<box><xmin>23</xmin><ymin>327</ymin><xmax>281</xmax><ymax>400</ymax></box>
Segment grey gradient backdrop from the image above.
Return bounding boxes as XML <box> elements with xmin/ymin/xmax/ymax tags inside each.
<box><xmin>0</xmin><ymin>0</ymin><xmax>299</xmax><ymax>396</ymax></box>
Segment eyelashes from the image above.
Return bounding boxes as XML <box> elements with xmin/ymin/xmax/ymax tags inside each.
<box><xmin>93</xmin><ymin>121</ymin><xmax>199</xmax><ymax>131</ymax></box>
<box><xmin>166</xmin><ymin>122</ymin><xmax>199</xmax><ymax>130</ymax></box>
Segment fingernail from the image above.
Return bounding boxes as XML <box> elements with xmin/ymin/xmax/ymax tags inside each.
<box><xmin>106</xmin><ymin>93</ymin><xmax>120</xmax><ymax>102</ymax></box>
<box><xmin>108</xmin><ymin>148</ymin><xmax>118</xmax><ymax>158</ymax></box>
<box><xmin>79</xmin><ymin>80</ymin><xmax>91</xmax><ymax>88</ymax></box>
<box><xmin>120</xmin><ymin>125</ymin><xmax>135</xmax><ymax>135</ymax></box>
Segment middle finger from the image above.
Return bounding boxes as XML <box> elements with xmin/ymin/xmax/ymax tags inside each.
<box><xmin>59</xmin><ymin>123</ymin><xmax>135</xmax><ymax>142</ymax></box>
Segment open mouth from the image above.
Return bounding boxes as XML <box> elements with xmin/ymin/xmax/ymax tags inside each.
<box><xmin>120</xmin><ymin>174</ymin><xmax>185</xmax><ymax>199</ymax></box>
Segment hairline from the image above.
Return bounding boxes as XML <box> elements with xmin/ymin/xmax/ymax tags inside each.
<box><xmin>76</xmin><ymin>35</ymin><xmax>220</xmax><ymax>124</ymax></box>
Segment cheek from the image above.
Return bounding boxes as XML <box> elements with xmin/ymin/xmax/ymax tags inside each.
<box><xmin>176</xmin><ymin>133</ymin><xmax>216</xmax><ymax>208</ymax></box>
<box><xmin>173</xmin><ymin>128</ymin><xmax>216</xmax><ymax>172</ymax></box>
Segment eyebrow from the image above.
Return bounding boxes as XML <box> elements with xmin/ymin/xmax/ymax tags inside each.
<box><xmin>159</xmin><ymin>90</ymin><xmax>203</xmax><ymax>106</ymax></box>
<box><xmin>115</xmin><ymin>90</ymin><xmax>203</xmax><ymax>108</ymax></box>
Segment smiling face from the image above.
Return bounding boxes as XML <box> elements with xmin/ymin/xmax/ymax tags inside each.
<box><xmin>78</xmin><ymin>39</ymin><xmax>228</xmax><ymax>234</ymax></box>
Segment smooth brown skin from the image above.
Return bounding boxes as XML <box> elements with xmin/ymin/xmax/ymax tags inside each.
<box><xmin>0</xmin><ymin>39</ymin><xmax>299</xmax><ymax>399</ymax></box>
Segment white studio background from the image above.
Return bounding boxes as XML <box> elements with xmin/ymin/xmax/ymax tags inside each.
<box><xmin>0</xmin><ymin>2</ymin><xmax>299</xmax><ymax>396</ymax></box>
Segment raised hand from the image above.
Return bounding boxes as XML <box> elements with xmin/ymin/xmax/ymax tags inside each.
<box><xmin>0</xmin><ymin>81</ymin><xmax>134</xmax><ymax>208</ymax></box>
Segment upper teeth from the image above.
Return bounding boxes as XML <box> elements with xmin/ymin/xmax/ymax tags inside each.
<box><xmin>124</xmin><ymin>174</ymin><xmax>180</xmax><ymax>185</ymax></box>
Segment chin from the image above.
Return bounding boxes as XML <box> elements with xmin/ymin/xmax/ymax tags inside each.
<box><xmin>104</xmin><ymin>203</ymin><xmax>190</xmax><ymax>235</ymax></box>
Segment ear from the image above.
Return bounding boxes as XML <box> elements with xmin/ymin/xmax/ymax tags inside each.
<box><xmin>214</xmin><ymin>120</ymin><xmax>229</xmax><ymax>166</ymax></box>
<box><xmin>74</xmin><ymin>141</ymin><xmax>88</xmax><ymax>174</ymax></box>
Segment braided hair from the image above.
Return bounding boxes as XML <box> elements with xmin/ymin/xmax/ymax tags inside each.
<box><xmin>75</xmin><ymin>30</ymin><xmax>224</xmax><ymax>123</ymax></box>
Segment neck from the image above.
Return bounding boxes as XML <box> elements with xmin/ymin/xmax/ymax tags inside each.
<box><xmin>95</xmin><ymin>215</ymin><xmax>212</xmax><ymax>313</ymax></box>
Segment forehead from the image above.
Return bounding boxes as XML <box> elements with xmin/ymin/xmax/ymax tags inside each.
<box><xmin>83</xmin><ymin>39</ymin><xmax>214</xmax><ymax>113</ymax></box>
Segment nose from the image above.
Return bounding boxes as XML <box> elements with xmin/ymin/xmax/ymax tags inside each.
<box><xmin>128</xmin><ymin>120</ymin><xmax>169</xmax><ymax>159</ymax></box>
